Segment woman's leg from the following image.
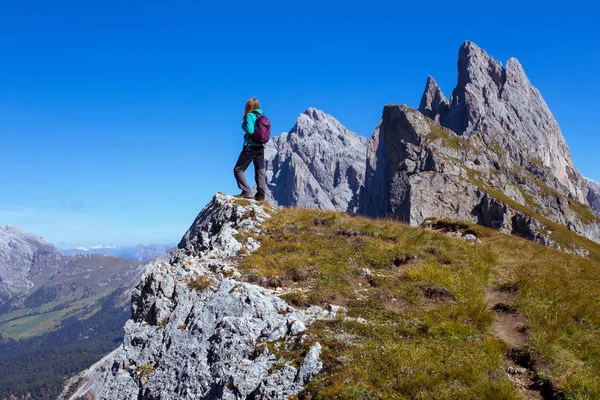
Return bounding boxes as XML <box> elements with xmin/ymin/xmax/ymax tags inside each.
<box><xmin>233</xmin><ymin>147</ymin><xmax>254</xmax><ymax>196</ymax></box>
<box><xmin>253</xmin><ymin>147</ymin><xmax>267</xmax><ymax>200</ymax></box>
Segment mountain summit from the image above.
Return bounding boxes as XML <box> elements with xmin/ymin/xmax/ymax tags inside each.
<box><xmin>62</xmin><ymin>193</ymin><xmax>600</xmax><ymax>399</ymax></box>
<box><xmin>419</xmin><ymin>41</ymin><xmax>587</xmax><ymax>203</ymax></box>
<box><xmin>265</xmin><ymin>108</ymin><xmax>367</xmax><ymax>214</ymax></box>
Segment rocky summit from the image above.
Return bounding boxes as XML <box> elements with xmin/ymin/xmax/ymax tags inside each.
<box><xmin>424</xmin><ymin>41</ymin><xmax>587</xmax><ymax>204</ymax></box>
<box><xmin>61</xmin><ymin>194</ymin><xmax>333</xmax><ymax>400</ymax></box>
<box><xmin>265</xmin><ymin>108</ymin><xmax>367</xmax><ymax>214</ymax></box>
<box><xmin>360</xmin><ymin>41</ymin><xmax>599</xmax><ymax>250</ymax></box>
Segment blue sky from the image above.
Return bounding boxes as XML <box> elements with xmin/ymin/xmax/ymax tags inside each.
<box><xmin>1</xmin><ymin>1</ymin><xmax>598</xmax><ymax>247</ymax></box>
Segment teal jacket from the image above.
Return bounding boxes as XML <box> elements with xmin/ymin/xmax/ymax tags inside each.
<box><xmin>242</xmin><ymin>109</ymin><xmax>265</xmax><ymax>147</ymax></box>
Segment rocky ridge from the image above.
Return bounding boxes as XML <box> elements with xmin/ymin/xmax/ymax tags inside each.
<box><xmin>359</xmin><ymin>102</ymin><xmax>599</xmax><ymax>253</ymax></box>
<box><xmin>62</xmin><ymin>193</ymin><xmax>333</xmax><ymax>400</ymax></box>
<box><xmin>423</xmin><ymin>42</ymin><xmax>587</xmax><ymax>204</ymax></box>
<box><xmin>265</xmin><ymin>108</ymin><xmax>368</xmax><ymax>214</ymax></box>
<box><xmin>0</xmin><ymin>225</ymin><xmax>63</xmax><ymax>303</ymax></box>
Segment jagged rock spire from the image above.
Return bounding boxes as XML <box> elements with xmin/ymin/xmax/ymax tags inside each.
<box><xmin>435</xmin><ymin>41</ymin><xmax>587</xmax><ymax>203</ymax></box>
<box><xmin>418</xmin><ymin>76</ymin><xmax>450</xmax><ymax>123</ymax></box>
<box><xmin>265</xmin><ymin>108</ymin><xmax>368</xmax><ymax>214</ymax></box>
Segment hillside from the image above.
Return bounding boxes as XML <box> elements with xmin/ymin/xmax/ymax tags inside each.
<box><xmin>0</xmin><ymin>225</ymin><xmax>149</xmax><ymax>399</ymax></box>
<box><xmin>0</xmin><ymin>225</ymin><xmax>145</xmax><ymax>340</ymax></box>
<box><xmin>63</xmin><ymin>194</ymin><xmax>600</xmax><ymax>399</ymax></box>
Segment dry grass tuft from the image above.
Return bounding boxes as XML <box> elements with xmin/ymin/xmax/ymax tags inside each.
<box><xmin>188</xmin><ymin>275</ymin><xmax>212</xmax><ymax>291</ymax></box>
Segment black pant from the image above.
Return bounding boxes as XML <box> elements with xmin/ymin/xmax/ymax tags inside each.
<box><xmin>233</xmin><ymin>146</ymin><xmax>266</xmax><ymax>197</ymax></box>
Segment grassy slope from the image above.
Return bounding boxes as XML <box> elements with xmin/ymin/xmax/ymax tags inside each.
<box><xmin>0</xmin><ymin>291</ymin><xmax>110</xmax><ymax>339</ymax></box>
<box><xmin>465</xmin><ymin>170</ymin><xmax>600</xmax><ymax>262</ymax></box>
<box><xmin>238</xmin><ymin>208</ymin><xmax>600</xmax><ymax>399</ymax></box>
<box><xmin>0</xmin><ymin>256</ymin><xmax>140</xmax><ymax>340</ymax></box>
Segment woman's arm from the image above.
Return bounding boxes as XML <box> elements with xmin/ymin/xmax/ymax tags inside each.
<box><xmin>243</xmin><ymin>112</ymin><xmax>257</xmax><ymax>134</ymax></box>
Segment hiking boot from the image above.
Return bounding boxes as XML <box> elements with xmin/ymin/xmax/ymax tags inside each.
<box><xmin>236</xmin><ymin>192</ymin><xmax>253</xmax><ymax>199</ymax></box>
<box><xmin>254</xmin><ymin>194</ymin><xmax>265</xmax><ymax>201</ymax></box>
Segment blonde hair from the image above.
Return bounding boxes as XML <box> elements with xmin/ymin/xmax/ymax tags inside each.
<box><xmin>243</xmin><ymin>97</ymin><xmax>261</xmax><ymax>120</ymax></box>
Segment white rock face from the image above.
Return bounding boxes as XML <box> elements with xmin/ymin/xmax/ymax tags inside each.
<box><xmin>0</xmin><ymin>225</ymin><xmax>63</xmax><ymax>303</ymax></box>
<box><xmin>61</xmin><ymin>193</ymin><xmax>328</xmax><ymax>400</ymax></box>
<box><xmin>265</xmin><ymin>108</ymin><xmax>368</xmax><ymax>214</ymax></box>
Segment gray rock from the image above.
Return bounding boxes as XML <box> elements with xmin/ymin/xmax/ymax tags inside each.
<box><xmin>419</xmin><ymin>76</ymin><xmax>450</xmax><ymax>124</ymax></box>
<box><xmin>586</xmin><ymin>177</ymin><xmax>600</xmax><ymax>216</ymax></box>
<box><xmin>265</xmin><ymin>108</ymin><xmax>368</xmax><ymax>214</ymax></box>
<box><xmin>360</xmin><ymin>268</ymin><xmax>372</xmax><ymax>277</ymax></box>
<box><xmin>61</xmin><ymin>194</ymin><xmax>324</xmax><ymax>400</ymax></box>
<box><xmin>360</xmin><ymin>102</ymin><xmax>600</xmax><ymax>250</ymax></box>
<box><xmin>433</xmin><ymin>41</ymin><xmax>587</xmax><ymax>204</ymax></box>
<box><xmin>462</xmin><ymin>234</ymin><xmax>477</xmax><ymax>242</ymax></box>
<box><xmin>0</xmin><ymin>225</ymin><xmax>58</xmax><ymax>303</ymax></box>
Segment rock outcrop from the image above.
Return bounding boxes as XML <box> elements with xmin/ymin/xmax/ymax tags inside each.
<box><xmin>265</xmin><ymin>108</ymin><xmax>368</xmax><ymax>214</ymax></box>
<box><xmin>360</xmin><ymin>102</ymin><xmax>600</xmax><ymax>251</ymax></box>
<box><xmin>62</xmin><ymin>194</ymin><xmax>330</xmax><ymax>400</ymax></box>
<box><xmin>586</xmin><ymin>177</ymin><xmax>600</xmax><ymax>216</ymax></box>
<box><xmin>418</xmin><ymin>76</ymin><xmax>450</xmax><ymax>124</ymax></box>
<box><xmin>419</xmin><ymin>41</ymin><xmax>587</xmax><ymax>204</ymax></box>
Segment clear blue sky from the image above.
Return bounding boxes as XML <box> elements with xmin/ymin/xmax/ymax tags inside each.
<box><xmin>1</xmin><ymin>1</ymin><xmax>598</xmax><ymax>248</ymax></box>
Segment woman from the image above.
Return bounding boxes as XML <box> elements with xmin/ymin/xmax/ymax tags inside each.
<box><xmin>233</xmin><ymin>97</ymin><xmax>267</xmax><ymax>201</ymax></box>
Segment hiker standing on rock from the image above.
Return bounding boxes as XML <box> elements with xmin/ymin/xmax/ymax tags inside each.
<box><xmin>234</xmin><ymin>97</ymin><xmax>270</xmax><ymax>201</ymax></box>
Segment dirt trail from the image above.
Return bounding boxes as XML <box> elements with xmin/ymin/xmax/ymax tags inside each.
<box><xmin>486</xmin><ymin>288</ymin><xmax>546</xmax><ymax>400</ymax></box>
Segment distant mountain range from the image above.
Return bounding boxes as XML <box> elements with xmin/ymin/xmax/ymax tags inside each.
<box><xmin>0</xmin><ymin>225</ymin><xmax>147</xmax><ymax>338</ymax></box>
<box><xmin>61</xmin><ymin>243</ymin><xmax>175</xmax><ymax>261</ymax></box>
<box><xmin>0</xmin><ymin>224</ymin><xmax>157</xmax><ymax>399</ymax></box>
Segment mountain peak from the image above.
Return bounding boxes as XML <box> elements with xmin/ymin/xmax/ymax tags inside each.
<box><xmin>436</xmin><ymin>41</ymin><xmax>587</xmax><ymax>203</ymax></box>
<box><xmin>1</xmin><ymin>224</ymin><xmax>22</xmax><ymax>232</ymax></box>
<box><xmin>303</xmin><ymin>107</ymin><xmax>326</xmax><ymax>120</ymax></box>
<box><xmin>418</xmin><ymin>76</ymin><xmax>450</xmax><ymax>123</ymax></box>
<box><xmin>265</xmin><ymin>109</ymin><xmax>368</xmax><ymax>214</ymax></box>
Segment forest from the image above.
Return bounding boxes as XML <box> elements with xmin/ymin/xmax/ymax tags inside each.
<box><xmin>0</xmin><ymin>290</ymin><xmax>129</xmax><ymax>400</ymax></box>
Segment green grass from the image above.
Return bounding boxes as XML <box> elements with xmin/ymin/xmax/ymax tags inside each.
<box><xmin>241</xmin><ymin>210</ymin><xmax>513</xmax><ymax>398</ymax></box>
<box><xmin>0</xmin><ymin>291</ymin><xmax>110</xmax><ymax>339</ymax></box>
<box><xmin>238</xmin><ymin>208</ymin><xmax>600</xmax><ymax>399</ymax></box>
<box><xmin>484</xmin><ymin>229</ymin><xmax>600</xmax><ymax>399</ymax></box>
<box><xmin>568</xmin><ymin>199</ymin><xmax>600</xmax><ymax>225</ymax></box>
<box><xmin>426</xmin><ymin>123</ymin><xmax>476</xmax><ymax>153</ymax></box>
